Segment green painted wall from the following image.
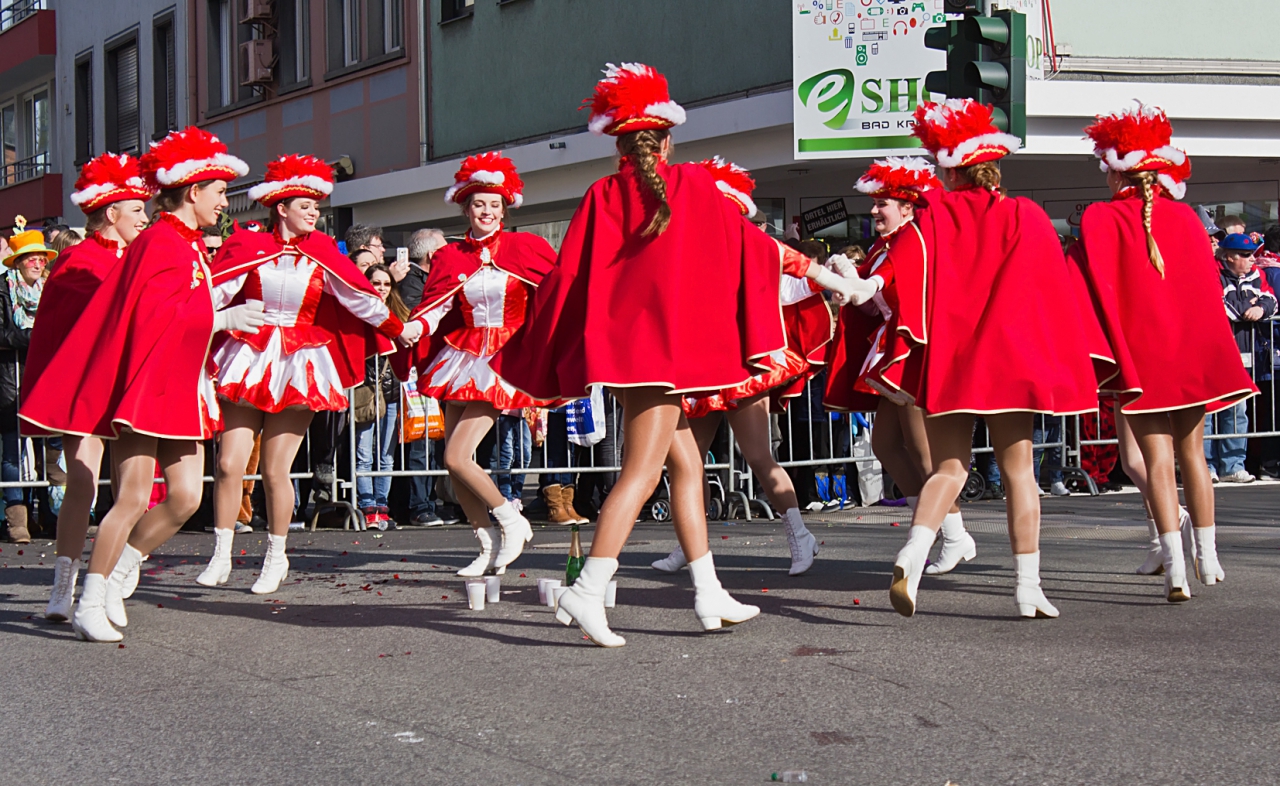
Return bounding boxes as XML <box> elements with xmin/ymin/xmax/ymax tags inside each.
<box><xmin>1049</xmin><ymin>0</ymin><xmax>1280</xmax><ymax>60</ymax></box>
<box><xmin>428</xmin><ymin>0</ymin><xmax>789</xmax><ymax>159</ymax></box>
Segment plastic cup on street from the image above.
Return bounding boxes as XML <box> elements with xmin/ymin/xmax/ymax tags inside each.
<box><xmin>604</xmin><ymin>580</ymin><xmax>617</xmax><ymax>608</ymax></box>
<box><xmin>536</xmin><ymin>577</ymin><xmax>554</xmax><ymax>605</ymax></box>
<box><xmin>543</xmin><ymin>579</ymin><xmax>561</xmax><ymax>608</ymax></box>
<box><xmin>551</xmin><ymin>586</ymin><xmax>569</xmax><ymax>609</ymax></box>
<box><xmin>465</xmin><ymin>580</ymin><xmax>486</xmax><ymax>611</ymax></box>
<box><xmin>484</xmin><ymin>575</ymin><xmax>501</xmax><ymax>603</ymax></box>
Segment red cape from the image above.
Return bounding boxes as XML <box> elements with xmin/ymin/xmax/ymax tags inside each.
<box><xmin>211</xmin><ymin>228</ymin><xmax>400</xmax><ymax>389</ymax></box>
<box><xmin>20</xmin><ymin>234</ymin><xmax>126</xmax><ymax>436</ymax></box>
<box><xmin>490</xmin><ymin>160</ymin><xmax>786</xmax><ymax>399</ymax></box>
<box><xmin>397</xmin><ymin>230</ymin><xmax>556</xmax><ymax>380</ymax></box>
<box><xmin>20</xmin><ymin>215</ymin><xmax>217</xmax><ymax>439</ymax></box>
<box><xmin>1069</xmin><ymin>196</ymin><xmax>1256</xmax><ymax>413</ymax></box>
<box><xmin>825</xmin><ymin>221</ymin><xmax>929</xmax><ymax>412</ymax></box>
<box><xmin>909</xmin><ymin>187</ymin><xmax>1103</xmax><ymax>416</ymax></box>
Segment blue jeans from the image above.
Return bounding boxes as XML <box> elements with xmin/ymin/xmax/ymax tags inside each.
<box><xmin>1033</xmin><ymin>415</ymin><xmax>1064</xmax><ymax>485</ymax></box>
<box><xmin>492</xmin><ymin>414</ymin><xmax>531</xmax><ymax>501</ymax></box>
<box><xmin>355</xmin><ymin>401</ymin><xmax>399</xmax><ymax>509</ymax></box>
<box><xmin>2</xmin><ymin>429</ymin><xmax>28</xmax><ymax>508</ymax></box>
<box><xmin>1204</xmin><ymin>402</ymin><xmax>1248</xmax><ymax>476</ymax></box>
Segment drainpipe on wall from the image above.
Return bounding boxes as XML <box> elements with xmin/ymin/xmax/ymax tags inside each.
<box><xmin>417</xmin><ymin>0</ymin><xmax>429</xmax><ymax>165</ymax></box>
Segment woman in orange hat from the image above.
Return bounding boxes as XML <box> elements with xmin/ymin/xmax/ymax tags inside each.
<box><xmin>0</xmin><ymin>217</ymin><xmax>56</xmax><ymax>546</ymax></box>
<box><xmin>195</xmin><ymin>155</ymin><xmax>416</xmax><ymax>595</ymax></box>
<box><xmin>19</xmin><ymin>154</ymin><xmax>152</xmax><ymax>620</ymax></box>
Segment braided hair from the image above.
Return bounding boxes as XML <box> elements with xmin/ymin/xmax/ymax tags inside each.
<box><xmin>956</xmin><ymin>161</ymin><xmax>1006</xmax><ymax>198</ymax></box>
<box><xmin>616</xmin><ymin>128</ymin><xmax>672</xmax><ymax>237</ymax></box>
<box><xmin>1128</xmin><ymin>170</ymin><xmax>1165</xmax><ymax>277</ymax></box>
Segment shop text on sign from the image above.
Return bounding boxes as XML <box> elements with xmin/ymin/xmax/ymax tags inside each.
<box><xmin>802</xmin><ymin>199</ymin><xmax>849</xmax><ymax>236</ymax></box>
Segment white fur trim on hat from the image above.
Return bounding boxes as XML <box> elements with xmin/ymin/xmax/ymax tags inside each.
<box><xmin>935</xmin><ymin>132</ymin><xmax>1022</xmax><ymax>168</ymax></box>
<box><xmin>588</xmin><ymin>112</ymin><xmax>615</xmax><ymax>136</ymax></box>
<box><xmin>246</xmin><ymin>174</ymin><xmax>335</xmax><ymax>203</ymax></box>
<box><xmin>156</xmin><ymin>153</ymin><xmax>250</xmax><ymax>185</ymax></box>
<box><xmin>715</xmin><ymin>180</ymin><xmax>757</xmax><ymax>218</ymax></box>
<box><xmin>1157</xmin><ymin>173</ymin><xmax>1187</xmax><ymax>200</ymax></box>
<box><xmin>443</xmin><ymin>171</ymin><xmax>521</xmax><ymax>206</ymax></box>
<box><xmin>643</xmin><ymin>101</ymin><xmax>686</xmax><ymax>127</ymax></box>
<box><xmin>70</xmin><ymin>176</ymin><xmax>149</xmax><ymax>207</ymax></box>
<box><xmin>855</xmin><ymin>178</ymin><xmax>884</xmax><ymax>195</ymax></box>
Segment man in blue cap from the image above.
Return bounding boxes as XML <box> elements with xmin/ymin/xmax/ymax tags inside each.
<box><xmin>1207</xmin><ymin>232</ymin><xmax>1276</xmax><ymax>482</ymax></box>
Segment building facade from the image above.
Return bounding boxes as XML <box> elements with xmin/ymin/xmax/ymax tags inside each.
<box><xmin>0</xmin><ymin>0</ymin><xmax>59</xmax><ymax>228</ymax></box>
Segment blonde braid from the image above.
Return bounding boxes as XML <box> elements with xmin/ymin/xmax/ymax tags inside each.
<box><xmin>1133</xmin><ymin>171</ymin><xmax>1165</xmax><ymax>277</ymax></box>
<box><xmin>617</xmin><ymin>129</ymin><xmax>672</xmax><ymax>236</ymax></box>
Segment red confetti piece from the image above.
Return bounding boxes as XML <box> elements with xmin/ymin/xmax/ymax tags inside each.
<box><xmin>821</xmin><ymin>541</ymin><xmax>825</xmax><ymax>545</ymax></box>
<box><xmin>157</xmin><ymin>603</ymin><xmax>164</xmax><ymax>608</ymax></box>
<box><xmin>117</xmin><ymin>644</ymin><xmax>125</xmax><ymax>649</ymax></box>
<box><xmin>378</xmin><ymin>654</ymin><xmax>387</xmax><ymax>658</ymax></box>
<box><xmin>852</xmin><ymin>598</ymin><xmax>861</xmax><ymax>605</ymax></box>
<box><xmin>721</xmin><ymin>536</ymin><xmax>728</xmax><ymax>540</ymax></box>
<box><xmin>341</xmin><ymin>551</ymin><xmax>348</xmax><ymax>556</ymax></box>
<box><xmin>761</xmin><ymin>588</ymin><xmax>769</xmax><ymax>593</ymax></box>
<box><xmin>393</xmin><ymin>574</ymin><xmax>400</xmax><ymax>580</ymax></box>
<box><xmin>890</xmin><ymin>522</ymin><xmax>901</xmax><ymax>527</ymax></box>
<box><xmin>16</xmin><ymin>550</ymin><xmax>23</xmax><ymax>555</ymax></box>
<box><xmin>377</xmin><ymin>591</ymin><xmax>382</xmax><ymax>596</ymax></box>
<box><xmin>441</xmin><ymin>595</ymin><xmax>448</xmax><ymax>600</ymax></box>
<box><xmin>519</xmin><ymin>573</ymin><xmax>526</xmax><ymax>578</ymax></box>
<box><xmin>400</xmin><ymin>558</ymin><xmax>408</xmax><ymax>562</ymax></box>
<box><xmin>353</xmin><ymin>541</ymin><xmax>360</xmax><ymax>545</ymax></box>
<box><xmin>240</xmin><ymin>549</ymin><xmax>247</xmax><ymax>555</ymax></box>
<box><xmin>404</xmin><ymin>651</ymin><xmax>411</xmax><ymax>656</ymax></box>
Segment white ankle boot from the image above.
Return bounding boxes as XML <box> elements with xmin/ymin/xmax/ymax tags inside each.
<box><xmin>72</xmin><ymin>574</ymin><xmax>123</xmax><ymax>643</ymax></box>
<box><xmin>105</xmin><ymin>545</ymin><xmax>143</xmax><ymax>628</ymax></box>
<box><xmin>1193</xmin><ymin>526</ymin><xmax>1225</xmax><ymax>585</ymax></box>
<box><xmin>784</xmin><ymin>508</ymin><xmax>819</xmax><ymax>576</ymax></box>
<box><xmin>1181</xmin><ymin>507</ymin><xmax>1197</xmax><ymax>564</ymax></box>
<box><xmin>924</xmin><ymin>511</ymin><xmax>976</xmax><ymax>575</ymax></box>
<box><xmin>197</xmin><ymin>527</ymin><xmax>234</xmax><ymax>587</ymax></box>
<box><xmin>251</xmin><ymin>534</ymin><xmax>290</xmax><ymax>594</ymax></box>
<box><xmin>45</xmin><ymin>556</ymin><xmax>80</xmax><ymax>622</ymax></box>
<box><xmin>1160</xmin><ymin>531</ymin><xmax>1191</xmax><ymax>602</ymax></box>
<box><xmin>1014</xmin><ymin>551</ymin><xmax>1059</xmax><ymax>618</ymax></box>
<box><xmin>492</xmin><ymin>501</ymin><xmax>532</xmax><ymax>568</ymax></box>
<box><xmin>688</xmin><ymin>551</ymin><xmax>760</xmax><ymax>630</ymax></box>
<box><xmin>651</xmin><ymin>546</ymin><xmax>688</xmax><ymax>573</ymax></box>
<box><xmin>121</xmin><ymin>552</ymin><xmax>142</xmax><ymax>599</ymax></box>
<box><xmin>457</xmin><ymin>526</ymin><xmax>503</xmax><ymax>577</ymax></box>
<box><xmin>555</xmin><ymin>556</ymin><xmax>625</xmax><ymax>647</ymax></box>
<box><xmin>890</xmin><ymin>525</ymin><xmax>934</xmax><ymax>617</ymax></box>
<box><xmin>1136</xmin><ymin>518</ymin><xmax>1163</xmax><ymax>575</ymax></box>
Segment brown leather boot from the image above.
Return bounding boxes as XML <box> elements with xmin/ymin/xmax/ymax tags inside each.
<box><xmin>542</xmin><ymin>484</ymin><xmax>575</xmax><ymax>525</ymax></box>
<box><xmin>5</xmin><ymin>504</ymin><xmax>30</xmax><ymax>544</ymax></box>
<box><xmin>562</xmin><ymin>485</ymin><xmax>590</xmax><ymax>524</ymax></box>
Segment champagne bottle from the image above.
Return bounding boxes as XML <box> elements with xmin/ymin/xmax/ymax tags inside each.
<box><xmin>566</xmin><ymin>524</ymin><xmax>585</xmax><ymax>585</ymax></box>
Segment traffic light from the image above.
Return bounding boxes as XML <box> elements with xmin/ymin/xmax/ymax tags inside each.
<box><xmin>923</xmin><ymin>21</ymin><xmax>978</xmax><ymax>101</ymax></box>
<box><xmin>963</xmin><ymin>10</ymin><xmax>1026</xmax><ymax>142</ymax></box>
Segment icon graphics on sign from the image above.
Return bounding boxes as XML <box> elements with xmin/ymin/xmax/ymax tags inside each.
<box><xmin>862</xmin><ymin>30</ymin><xmax>887</xmax><ymax>40</ymax></box>
<box><xmin>871</xmin><ymin>42</ymin><xmax>879</xmax><ymax>54</ymax></box>
<box><xmin>892</xmin><ymin>19</ymin><xmax>908</xmax><ymax>34</ymax></box>
<box><xmin>845</xmin><ymin>36</ymin><xmax>853</xmax><ymax>48</ymax></box>
<box><xmin>828</xmin><ymin>26</ymin><xmax>842</xmax><ymax>40</ymax></box>
<box><xmin>912</xmin><ymin>2</ymin><xmax>925</xmax><ymax>11</ymax></box>
<box><xmin>856</xmin><ymin>44</ymin><xmax>868</xmax><ymax>65</ymax></box>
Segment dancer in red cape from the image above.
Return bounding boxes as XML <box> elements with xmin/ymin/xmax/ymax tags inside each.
<box><xmin>886</xmin><ymin>99</ymin><xmax>1105</xmax><ymax>620</ymax></box>
<box><xmin>492</xmin><ymin>64</ymin><xmax>861</xmax><ymax>647</ymax></box>
<box><xmin>196</xmin><ymin>154</ymin><xmax>414</xmax><ymax>595</ymax></box>
<box><xmin>18</xmin><ymin>153</ymin><xmax>153</xmax><ymax>622</ymax></box>
<box><xmin>21</xmin><ymin>127</ymin><xmax>252</xmax><ymax>642</ymax></box>
<box><xmin>396</xmin><ymin>152</ymin><xmax>552</xmax><ymax>577</ymax></box>
<box><xmin>654</xmin><ymin>156</ymin><xmax>843</xmax><ymax>578</ymax></box>
<box><xmin>824</xmin><ymin>156</ymin><xmax>975</xmax><ymax>575</ymax></box>
<box><xmin>1071</xmin><ymin>103</ymin><xmax>1254</xmax><ymax>601</ymax></box>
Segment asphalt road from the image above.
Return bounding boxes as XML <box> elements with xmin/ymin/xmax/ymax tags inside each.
<box><xmin>2</xmin><ymin>484</ymin><xmax>1278</xmax><ymax>785</ymax></box>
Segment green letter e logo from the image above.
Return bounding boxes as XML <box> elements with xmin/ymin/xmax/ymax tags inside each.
<box><xmin>798</xmin><ymin>69</ymin><xmax>854</xmax><ymax>130</ymax></box>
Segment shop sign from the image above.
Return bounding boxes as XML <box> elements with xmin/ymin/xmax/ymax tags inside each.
<box><xmin>802</xmin><ymin>199</ymin><xmax>849</xmax><ymax>235</ymax></box>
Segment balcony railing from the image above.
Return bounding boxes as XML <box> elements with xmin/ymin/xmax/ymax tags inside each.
<box><xmin>1</xmin><ymin>151</ymin><xmax>50</xmax><ymax>187</ymax></box>
<box><xmin>0</xmin><ymin>0</ymin><xmax>45</xmax><ymax>32</ymax></box>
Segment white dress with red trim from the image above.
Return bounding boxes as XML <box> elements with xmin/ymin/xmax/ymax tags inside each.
<box><xmin>212</xmin><ymin>238</ymin><xmax>395</xmax><ymax>413</ymax></box>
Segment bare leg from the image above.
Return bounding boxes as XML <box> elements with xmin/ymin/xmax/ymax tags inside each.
<box><xmin>259</xmin><ymin>408</ymin><xmax>313</xmax><ymax>537</ymax></box>
<box><xmin>690</xmin><ymin>412</ymin><xmax>722</xmax><ymax>510</ymax></box>
<box><xmin>1171</xmin><ymin>406</ymin><xmax>1213</xmax><ymax>529</ymax></box>
<box><xmin>1113</xmin><ymin>404</ymin><xmax>1150</xmax><ymax>498</ymax></box>
<box><xmin>213</xmin><ymin>405</ymin><xmax>263</xmax><ymax>535</ymax></box>
<box><xmin>667</xmin><ymin>412</ymin><xmax>711</xmax><ymax>563</ymax></box>
<box><xmin>84</xmin><ymin>432</ymin><xmax>157</xmax><ymax>578</ymax></box>
<box><xmin>726</xmin><ymin>396</ymin><xmax>799</xmax><ymax>512</ymax></box>
<box><xmin>55</xmin><ymin>435</ymin><xmax>104</xmax><ymax>560</ymax></box>
<box><xmin>442</xmin><ymin>402</ymin><xmax>503</xmax><ymax>528</ymax></box>
<box><xmin>126</xmin><ymin>439</ymin><xmax>206</xmax><ymax>555</ymax></box>
<box><xmin>914</xmin><ymin>413</ymin><xmax>974</xmax><ymax>532</ymax></box>
<box><xmin>1125</xmin><ymin>413</ymin><xmax>1180</xmax><ymax>535</ymax></box>
<box><xmin>987</xmin><ymin>412</ymin><xmax>1039</xmax><ymax>554</ymax></box>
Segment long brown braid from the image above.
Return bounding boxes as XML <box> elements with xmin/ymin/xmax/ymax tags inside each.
<box><xmin>1129</xmin><ymin>170</ymin><xmax>1165</xmax><ymax>277</ymax></box>
<box><xmin>617</xmin><ymin>128</ymin><xmax>672</xmax><ymax>236</ymax></box>
<box><xmin>957</xmin><ymin>161</ymin><xmax>1006</xmax><ymax>198</ymax></box>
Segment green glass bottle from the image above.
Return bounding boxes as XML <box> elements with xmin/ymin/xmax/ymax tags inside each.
<box><xmin>565</xmin><ymin>524</ymin><xmax>585</xmax><ymax>585</ymax></box>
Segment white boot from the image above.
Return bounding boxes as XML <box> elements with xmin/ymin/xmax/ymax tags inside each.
<box><xmin>44</xmin><ymin>556</ymin><xmax>80</xmax><ymax>622</ymax></box>
<box><xmin>492</xmin><ymin>501</ymin><xmax>533</xmax><ymax>568</ymax></box>
<box><xmin>105</xmin><ymin>544</ymin><xmax>143</xmax><ymax>628</ymax></box>
<box><xmin>1136</xmin><ymin>518</ymin><xmax>1163</xmax><ymax>575</ymax></box>
<box><xmin>924</xmin><ymin>511</ymin><xmax>977</xmax><ymax>575</ymax></box>
<box><xmin>1193</xmin><ymin>526</ymin><xmax>1225</xmax><ymax>585</ymax></box>
<box><xmin>72</xmin><ymin>574</ymin><xmax>123</xmax><ymax>643</ymax></box>
<box><xmin>784</xmin><ymin>508</ymin><xmax>819</xmax><ymax>576</ymax></box>
<box><xmin>251</xmin><ymin>534</ymin><xmax>290</xmax><ymax>595</ymax></box>
<box><xmin>121</xmin><ymin>552</ymin><xmax>142</xmax><ymax>599</ymax></box>
<box><xmin>1014</xmin><ymin>551</ymin><xmax>1059</xmax><ymax>618</ymax></box>
<box><xmin>1181</xmin><ymin>506</ymin><xmax>1197</xmax><ymax>564</ymax></box>
<box><xmin>890</xmin><ymin>525</ymin><xmax>934</xmax><ymax>617</ymax></box>
<box><xmin>651</xmin><ymin>546</ymin><xmax>688</xmax><ymax>573</ymax></box>
<box><xmin>457</xmin><ymin>526</ymin><xmax>503</xmax><ymax>577</ymax></box>
<box><xmin>555</xmin><ymin>556</ymin><xmax>625</xmax><ymax>647</ymax></box>
<box><xmin>688</xmin><ymin>551</ymin><xmax>760</xmax><ymax>630</ymax></box>
<box><xmin>196</xmin><ymin>527</ymin><xmax>234</xmax><ymax>587</ymax></box>
<box><xmin>1160</xmin><ymin>531</ymin><xmax>1192</xmax><ymax>603</ymax></box>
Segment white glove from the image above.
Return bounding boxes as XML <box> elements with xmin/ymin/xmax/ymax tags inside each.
<box><xmin>398</xmin><ymin>319</ymin><xmax>425</xmax><ymax>346</ymax></box>
<box><xmin>810</xmin><ymin>265</ymin><xmax>881</xmax><ymax>307</ymax></box>
<box><xmin>827</xmin><ymin>253</ymin><xmax>857</xmax><ymax>278</ymax></box>
<box><xmin>213</xmin><ymin>300</ymin><xmax>266</xmax><ymax>334</ymax></box>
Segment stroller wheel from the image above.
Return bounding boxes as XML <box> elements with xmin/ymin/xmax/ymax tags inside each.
<box><xmin>960</xmin><ymin>470</ymin><xmax>985</xmax><ymax>502</ymax></box>
<box><xmin>707</xmin><ymin>498</ymin><xmax>724</xmax><ymax>521</ymax></box>
<box><xmin>651</xmin><ymin>499</ymin><xmax>672</xmax><ymax>522</ymax></box>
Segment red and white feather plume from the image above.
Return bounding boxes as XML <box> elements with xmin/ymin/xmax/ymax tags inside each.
<box><xmin>247</xmin><ymin>154</ymin><xmax>335</xmax><ymax>206</ymax></box>
<box><xmin>444</xmin><ymin>151</ymin><xmax>525</xmax><ymax>208</ymax></box>
<box><xmin>698</xmin><ymin>156</ymin><xmax>757</xmax><ymax>217</ymax></box>
<box><xmin>1156</xmin><ymin>149</ymin><xmax>1191</xmax><ymax>200</ymax></box>
<box><xmin>140</xmin><ymin>127</ymin><xmax>248</xmax><ymax>190</ymax></box>
<box><xmin>70</xmin><ymin>153</ymin><xmax>153</xmax><ymax>214</ymax></box>
<box><xmin>1084</xmin><ymin>102</ymin><xmax>1185</xmax><ymax>173</ymax></box>
<box><xmin>911</xmin><ymin>98</ymin><xmax>1021</xmax><ymax>168</ymax></box>
<box><xmin>582</xmin><ymin>63</ymin><xmax>686</xmax><ymax>137</ymax></box>
<box><xmin>855</xmin><ymin>157</ymin><xmax>941</xmax><ymax>205</ymax></box>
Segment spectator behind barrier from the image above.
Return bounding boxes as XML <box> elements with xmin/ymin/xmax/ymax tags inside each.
<box><xmin>1219</xmin><ymin>214</ymin><xmax>1247</xmax><ymax>235</ymax></box>
<box><xmin>1251</xmin><ymin>225</ymin><xmax>1280</xmax><ymax>476</ymax></box>
<box><xmin>397</xmin><ymin>228</ymin><xmax>446</xmax><ymax>310</ymax></box>
<box><xmin>350</xmin><ymin>248</ymin><xmax>378</xmax><ymax>273</ymax></box>
<box><xmin>354</xmin><ymin>263</ymin><xmax>411</xmax><ymax>527</ymax></box>
<box><xmin>345</xmin><ymin>223</ymin><xmax>385</xmax><ymax>261</ymax></box>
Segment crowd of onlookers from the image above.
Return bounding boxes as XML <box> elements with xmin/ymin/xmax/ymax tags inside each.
<box><xmin>4</xmin><ymin>208</ymin><xmax>1280</xmax><ymax>542</ymax></box>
